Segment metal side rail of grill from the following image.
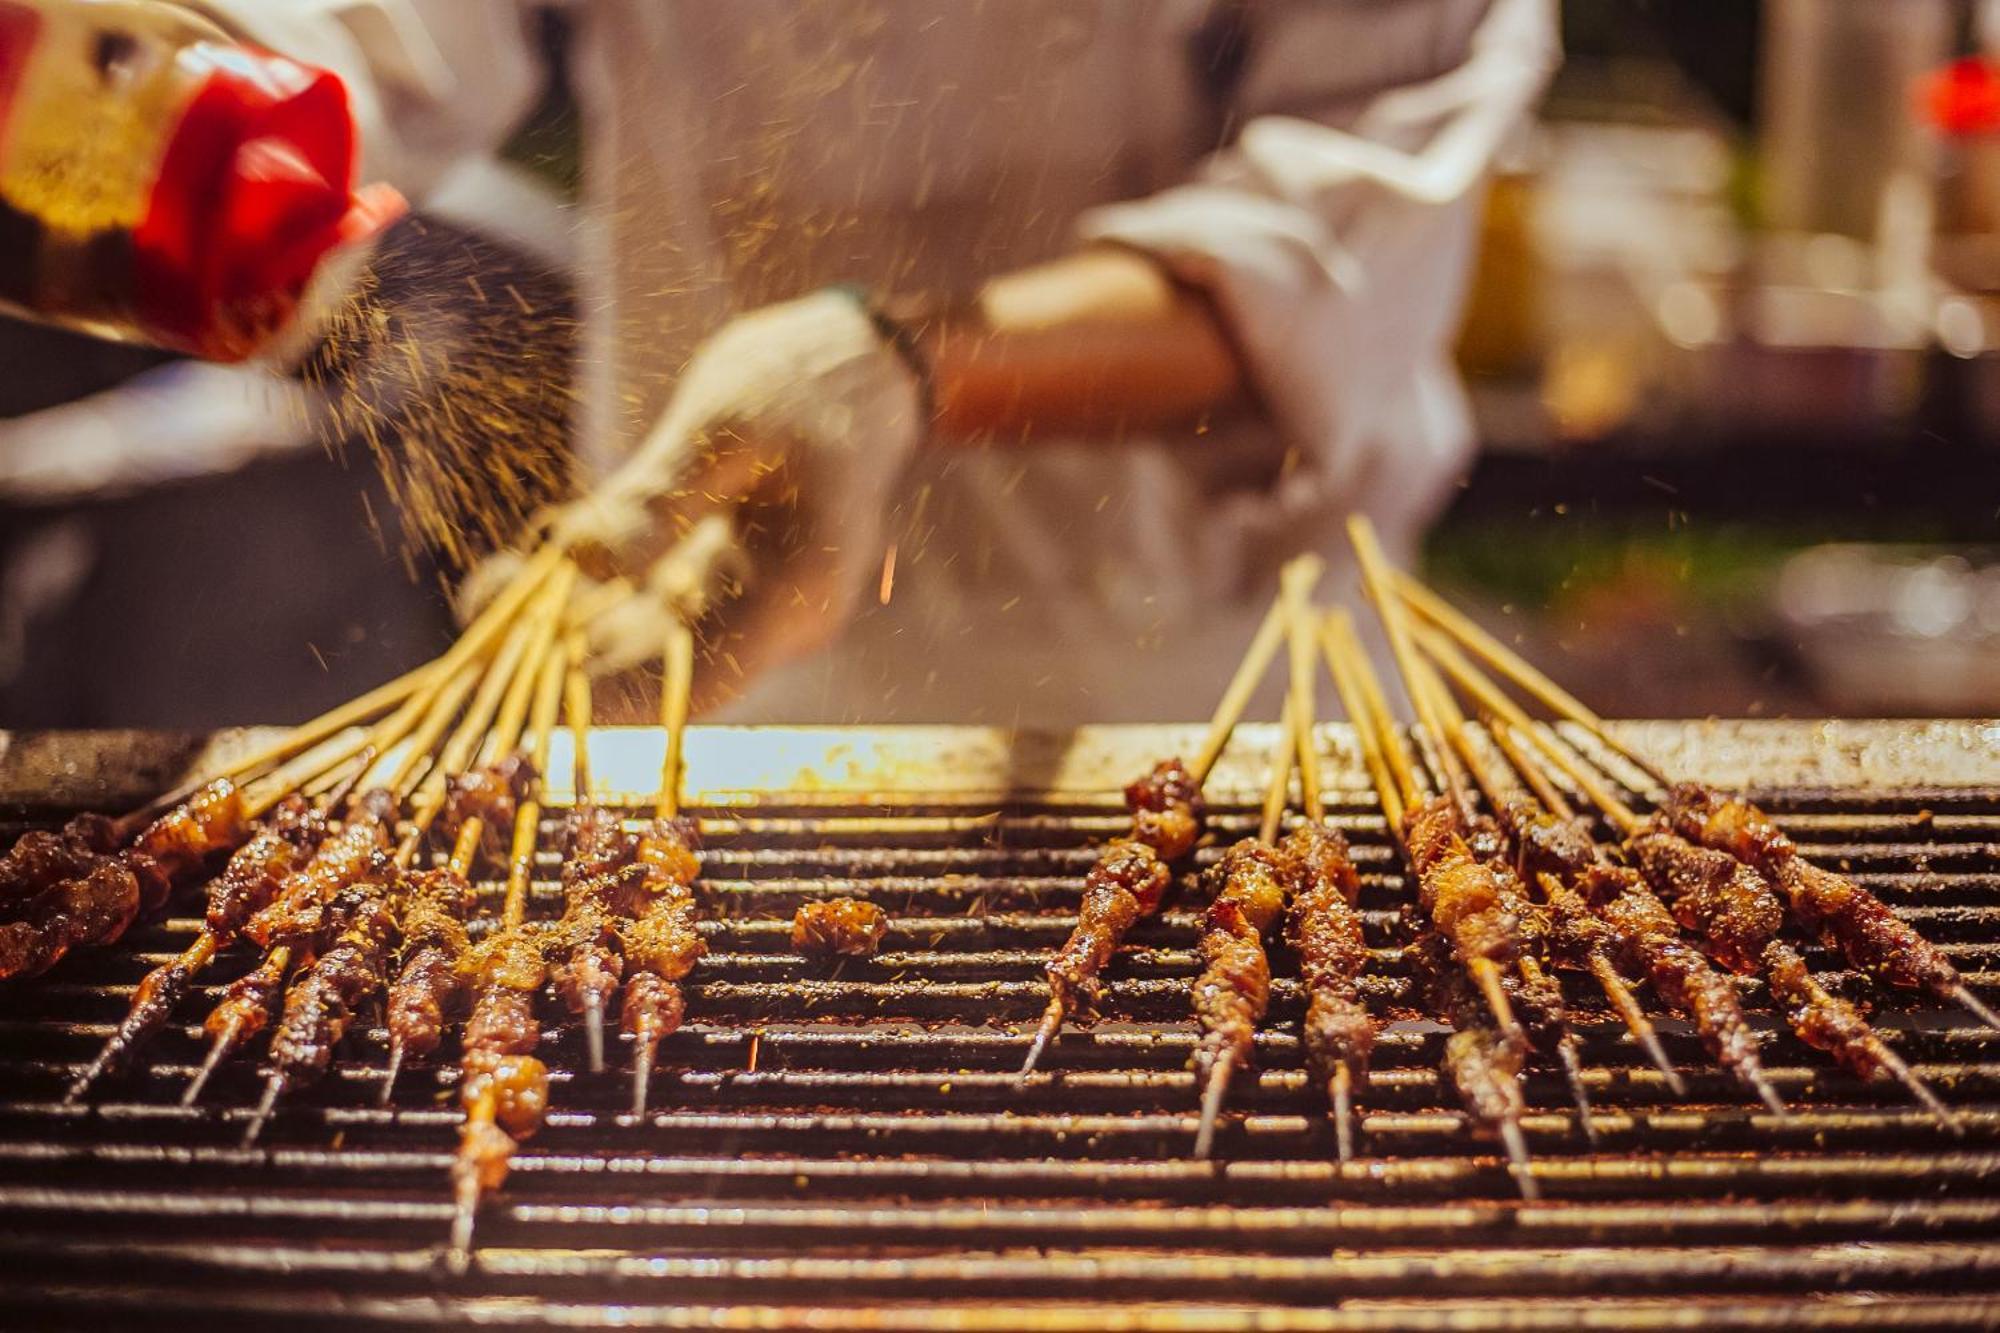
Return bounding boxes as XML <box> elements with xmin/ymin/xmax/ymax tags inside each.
<box><xmin>0</xmin><ymin>721</ymin><xmax>1997</xmax><ymax>1331</ymax></box>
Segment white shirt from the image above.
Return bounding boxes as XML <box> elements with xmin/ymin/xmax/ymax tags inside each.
<box><xmin>4</xmin><ymin>0</ymin><xmax>1557</xmax><ymax>724</ymax></box>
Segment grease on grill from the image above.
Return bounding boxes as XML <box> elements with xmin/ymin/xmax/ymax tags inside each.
<box><xmin>792</xmin><ymin>898</ymin><xmax>889</xmax><ymax>960</ymax></box>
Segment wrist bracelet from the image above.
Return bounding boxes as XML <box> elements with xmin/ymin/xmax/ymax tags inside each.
<box><xmin>831</xmin><ymin>284</ymin><xmax>937</xmax><ymax>431</ymax></box>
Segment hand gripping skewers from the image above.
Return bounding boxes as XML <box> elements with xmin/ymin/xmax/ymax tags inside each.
<box><xmin>1391</xmin><ymin>562</ymin><xmax>1968</xmax><ymax>1129</ymax></box>
<box><xmin>1021</xmin><ymin>560</ymin><xmax>1321</xmax><ymax>1078</ymax></box>
<box><xmin>1321</xmin><ymin>613</ymin><xmax>1539</xmax><ymax>1200</ymax></box>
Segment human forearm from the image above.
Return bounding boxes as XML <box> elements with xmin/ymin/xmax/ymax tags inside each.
<box><xmin>905</xmin><ymin>247</ymin><xmax>1247</xmax><ymax>443</ymax></box>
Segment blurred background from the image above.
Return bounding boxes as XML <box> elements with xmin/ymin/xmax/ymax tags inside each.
<box><xmin>1442</xmin><ymin>0</ymin><xmax>2000</xmax><ymax>718</ymax></box>
<box><xmin>9</xmin><ymin>0</ymin><xmax>2000</xmax><ymax>725</ymax></box>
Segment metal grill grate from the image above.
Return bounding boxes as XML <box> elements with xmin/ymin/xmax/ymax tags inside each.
<box><xmin>0</xmin><ymin>722</ymin><xmax>1997</xmax><ymax>1329</ymax></box>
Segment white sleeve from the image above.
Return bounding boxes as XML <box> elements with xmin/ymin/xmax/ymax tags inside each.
<box><xmin>1078</xmin><ymin>0</ymin><xmax>1557</xmax><ymax>501</ymax></box>
<box><xmin>188</xmin><ymin>0</ymin><xmax>544</xmax><ymax>197</ymax></box>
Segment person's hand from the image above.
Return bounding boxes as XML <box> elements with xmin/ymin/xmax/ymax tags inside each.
<box><xmin>461</xmin><ymin>289</ymin><xmax>925</xmax><ymax>697</ymax></box>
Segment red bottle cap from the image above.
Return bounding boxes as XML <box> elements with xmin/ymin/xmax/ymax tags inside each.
<box><xmin>1920</xmin><ymin>56</ymin><xmax>2000</xmax><ymax>138</ymax></box>
<box><xmin>132</xmin><ymin>42</ymin><xmax>405</xmax><ymax>360</ymax></box>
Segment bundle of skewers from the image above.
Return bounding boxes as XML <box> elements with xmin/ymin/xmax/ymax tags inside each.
<box><xmin>3</xmin><ymin>517</ymin><xmax>1992</xmax><ymax>1235</ymax></box>
<box><xmin>1020</xmin><ymin>525</ymin><xmax>1992</xmax><ymax>1195</ymax></box>
<box><xmin>0</xmin><ymin>542</ymin><xmax>716</xmax><ymax>1269</ymax></box>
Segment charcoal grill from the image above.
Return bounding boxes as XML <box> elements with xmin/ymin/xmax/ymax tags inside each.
<box><xmin>0</xmin><ymin>720</ymin><xmax>1997</xmax><ymax>1329</ymax></box>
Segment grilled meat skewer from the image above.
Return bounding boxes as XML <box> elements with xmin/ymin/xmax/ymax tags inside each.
<box><xmin>1023</xmin><ymin>759</ymin><xmax>1205</xmax><ymax>1076</ymax></box>
<box><xmin>1282</xmin><ymin>823</ymin><xmax>1375</xmax><ymax>1162</ymax></box>
<box><xmin>1190</xmin><ymin>838</ymin><xmax>1294</xmax><ymax>1159</ymax></box>
<box><xmin>1463</xmin><ymin>814</ymin><xmax>1597</xmax><ymax>1138</ymax></box>
<box><xmin>68</xmin><ymin>795</ymin><xmax>332</xmax><ymax>1099</ymax></box>
<box><xmin>275</xmin><ymin>757</ymin><xmax>533</xmax><ymax>1124</ymax></box>
<box><xmin>0</xmin><ymin>815</ymin><xmax>120</xmax><ymax>905</ymax></box>
<box><xmin>380</xmin><ymin>867</ymin><xmax>477</xmax><ymax>1102</ymax></box>
<box><xmin>621</xmin><ymin>816</ymin><xmax>706</xmax><ymax>1117</ymax></box>
<box><xmin>182</xmin><ymin>790</ymin><xmax>399</xmax><ymax>1105</ymax></box>
<box><xmin>1511</xmin><ymin>806</ymin><xmax>1775</xmax><ymax>1109</ymax></box>
<box><xmin>1627</xmin><ymin>827</ymin><xmax>1958</xmax><ymax>1128</ymax></box>
<box><xmin>245</xmin><ymin>874</ymin><xmax>400</xmax><ymax>1144</ymax></box>
<box><xmin>1662</xmin><ymin>782</ymin><xmax>2000</xmax><ymax>1028</ymax></box>
<box><xmin>545</xmin><ymin>807</ymin><xmax>643</xmax><ymax>1073</ymax></box>
<box><xmin>1410</xmin><ymin>929</ymin><xmax>1537</xmax><ymax>1201</ymax></box>
<box><xmin>1399</xmin><ymin>797</ymin><xmax>1526</xmax><ymax>1047</ymax></box>
<box><xmin>380</xmin><ymin>758</ymin><xmax>537</xmax><ymax>1103</ymax></box>
<box><xmin>0</xmin><ymin>780</ymin><xmax>246</xmax><ymax>982</ymax></box>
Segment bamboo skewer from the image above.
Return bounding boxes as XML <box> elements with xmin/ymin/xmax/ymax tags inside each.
<box><xmin>1417</xmin><ymin>625</ymin><xmax>1961</xmax><ymax>1128</ymax></box>
<box><xmin>1193</xmin><ymin>698</ymin><xmax>1297</xmax><ymax>1160</ymax></box>
<box><xmin>212</xmin><ymin>545</ymin><xmax>568</xmax><ymax>803</ymax></box>
<box><xmin>447</xmin><ymin>624</ymin><xmax>574</xmax><ymax>1271</ymax></box>
<box><xmin>1190</xmin><ymin>570</ymin><xmax>1308</xmax><ymax>785</ymax></box>
<box><xmin>1412</xmin><ymin>651</ymin><xmax>1676</xmax><ymax>1105</ymax></box>
<box><xmin>1320</xmin><ymin>610</ymin><xmax>1398</xmax><ymax>833</ymax></box>
<box><xmin>629</xmin><ymin>617</ymin><xmax>701</xmax><ymax>1117</ymax></box>
<box><xmin>659</xmin><ymin>619</ymin><xmax>696</xmax><ymax>821</ymax></box>
<box><xmin>558</xmin><ymin>631</ymin><xmax>610</xmax><ymax>1072</ymax></box>
<box><xmin>376</xmin><ymin>597</ymin><xmax>565</xmax><ymax>1107</ymax></box>
<box><xmin>1406</xmin><ymin>575</ymin><xmax>2000</xmax><ymax>1041</ymax></box>
<box><xmin>1021</xmin><ymin>562</ymin><xmax>1320</xmax><ymax>1078</ymax></box>
<box><xmin>1384</xmin><ymin>629</ymin><xmax>1596</xmax><ymax>1136</ymax></box>
<box><xmin>72</xmin><ymin>618</ymin><xmax>535</xmax><ymax>1103</ymax></box>
<box><xmin>1393</xmin><ymin>571</ymin><xmax>1669</xmax><ymax>790</ymax></box>
<box><xmin>1348</xmin><ymin>517</ymin><xmax>1470</xmax><ymax>816</ymax></box>
<box><xmin>565</xmin><ymin>631</ymin><xmax>593</xmax><ymax>807</ymax></box>
<box><xmin>1413</xmin><ymin>626</ymin><xmax>1642</xmax><ymax>836</ymax></box>
<box><xmin>1338</xmin><ymin>538</ymin><xmax>1524</xmax><ymax>1047</ymax></box>
<box><xmin>1322</xmin><ymin>615</ymin><xmax>1538</xmax><ymax>1201</ymax></box>
<box><xmin>245</xmin><ymin>607</ymin><xmax>562</xmax><ymax>1145</ymax></box>
<box><xmin>1310</xmin><ymin>610</ymin><xmax>1383</xmax><ymax>1164</ymax></box>
<box><xmin>1281</xmin><ymin>560</ymin><xmax>1323</xmax><ymax>824</ymax></box>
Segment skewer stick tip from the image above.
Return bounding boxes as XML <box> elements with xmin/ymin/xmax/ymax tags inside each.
<box><xmin>1635</xmin><ymin>1028</ymin><xmax>1686</xmax><ymax>1099</ymax></box>
<box><xmin>1749</xmin><ymin>1071</ymin><xmax>1791</xmax><ymax>1119</ymax></box>
<box><xmin>445</xmin><ymin>1170</ymin><xmax>483</xmax><ymax>1275</ymax></box>
<box><xmin>1950</xmin><ymin>984</ymin><xmax>2000</xmax><ymax>1035</ymax></box>
<box><xmin>584</xmin><ymin>997</ymin><xmax>607</xmax><ymax>1074</ymax></box>
<box><xmin>63</xmin><ymin>1056</ymin><xmax>107</xmax><ymax>1105</ymax></box>
<box><xmin>1587</xmin><ymin>952</ymin><xmax>1686</xmax><ymax>1096</ymax></box>
<box><xmin>1191</xmin><ymin>1048</ymin><xmax>1239</xmax><ymax>1161</ymax></box>
<box><xmin>1018</xmin><ymin>996</ymin><xmax>1065</xmax><ymax>1080</ymax></box>
<box><xmin>1331</xmin><ymin>1063</ymin><xmax>1358</xmax><ymax>1165</ymax></box>
<box><xmin>630</xmin><ymin>1040</ymin><xmax>659</xmax><ymax>1120</ymax></box>
<box><xmin>1872</xmin><ymin>1042</ymin><xmax>1964</xmax><ymax>1137</ymax></box>
<box><xmin>1554</xmin><ymin>1039</ymin><xmax>1599</xmax><ymax>1146</ymax></box>
<box><xmin>181</xmin><ymin>1026</ymin><xmax>236</xmax><ymax>1107</ymax></box>
<box><xmin>241</xmin><ymin>1071</ymin><xmax>285</xmax><ymax>1148</ymax></box>
<box><xmin>379</xmin><ymin>1043</ymin><xmax>406</xmax><ymax>1109</ymax></box>
<box><xmin>1497</xmin><ymin>1117</ymin><xmax>1540</xmax><ymax>1203</ymax></box>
